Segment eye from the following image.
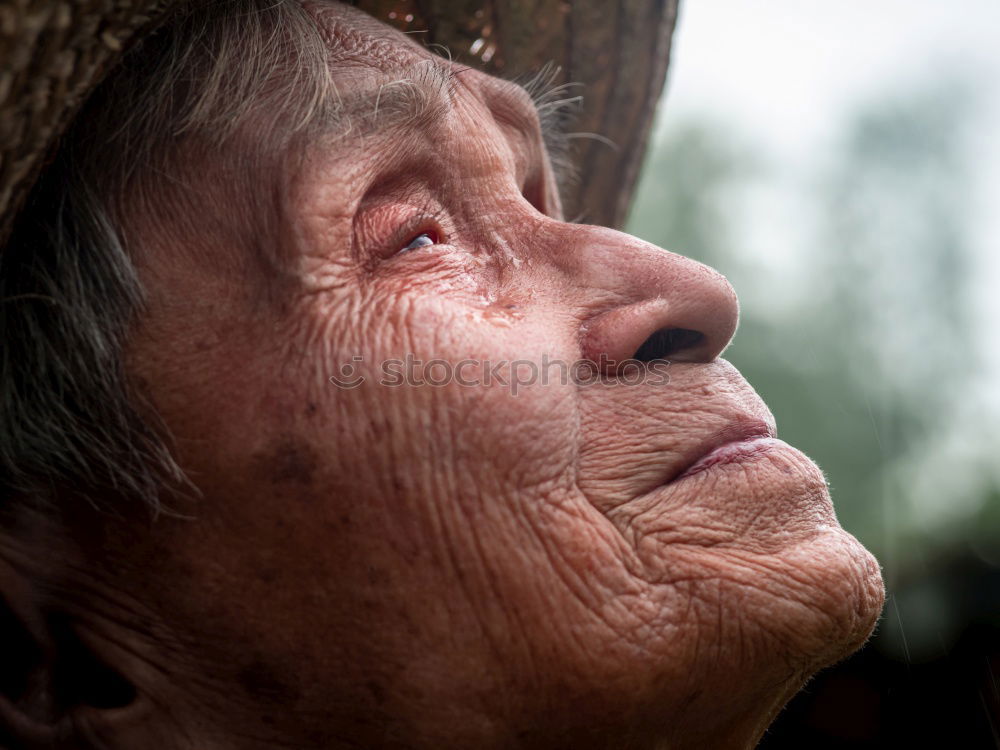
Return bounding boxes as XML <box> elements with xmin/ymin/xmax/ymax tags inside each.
<box><xmin>399</xmin><ymin>231</ymin><xmax>439</xmax><ymax>254</ymax></box>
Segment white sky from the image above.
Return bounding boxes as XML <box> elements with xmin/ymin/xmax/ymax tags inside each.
<box><xmin>662</xmin><ymin>0</ymin><xmax>1000</xmax><ymax>159</ymax></box>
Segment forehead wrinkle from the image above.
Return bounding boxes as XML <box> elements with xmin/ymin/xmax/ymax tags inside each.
<box><xmin>306</xmin><ymin>1</ymin><xmax>429</xmax><ymax>68</ymax></box>
<box><xmin>302</xmin><ymin>2</ymin><xmax>456</xmax><ymax>139</ymax></box>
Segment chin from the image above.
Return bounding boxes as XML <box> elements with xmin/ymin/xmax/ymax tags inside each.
<box><xmin>603</xmin><ymin>440</ymin><xmax>885</xmax><ymax>745</ymax></box>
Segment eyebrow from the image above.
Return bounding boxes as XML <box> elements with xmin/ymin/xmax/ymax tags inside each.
<box><xmin>328</xmin><ymin>61</ymin><xmax>456</xmax><ymax>139</ymax></box>
<box><xmin>325</xmin><ymin>60</ymin><xmax>574</xmax><ymax>187</ymax></box>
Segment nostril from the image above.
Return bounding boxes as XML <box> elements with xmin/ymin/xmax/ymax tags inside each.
<box><xmin>632</xmin><ymin>327</ymin><xmax>705</xmax><ymax>363</ymax></box>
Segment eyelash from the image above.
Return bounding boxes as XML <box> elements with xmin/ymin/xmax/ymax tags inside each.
<box><xmin>400</xmin><ymin>229</ymin><xmax>440</xmax><ymax>253</ymax></box>
<box><xmin>390</xmin><ymin>208</ymin><xmax>447</xmax><ymax>257</ymax></box>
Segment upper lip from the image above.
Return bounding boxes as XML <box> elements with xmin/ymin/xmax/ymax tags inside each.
<box><xmin>668</xmin><ymin>417</ymin><xmax>776</xmax><ymax>484</ymax></box>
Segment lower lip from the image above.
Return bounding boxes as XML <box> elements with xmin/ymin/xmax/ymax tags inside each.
<box><xmin>676</xmin><ymin>437</ymin><xmax>781</xmax><ymax>480</ymax></box>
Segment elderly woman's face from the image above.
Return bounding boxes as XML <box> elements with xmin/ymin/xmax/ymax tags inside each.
<box><xmin>105</xmin><ymin>4</ymin><xmax>883</xmax><ymax>747</ymax></box>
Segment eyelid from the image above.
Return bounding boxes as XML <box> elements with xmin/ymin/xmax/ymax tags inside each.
<box><xmin>353</xmin><ymin>200</ymin><xmax>450</xmax><ymax>262</ymax></box>
<box><xmin>393</xmin><ymin>216</ymin><xmax>444</xmax><ymax>256</ymax></box>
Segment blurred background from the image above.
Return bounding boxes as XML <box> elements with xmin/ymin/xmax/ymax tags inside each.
<box><xmin>625</xmin><ymin>1</ymin><xmax>1000</xmax><ymax>747</ymax></box>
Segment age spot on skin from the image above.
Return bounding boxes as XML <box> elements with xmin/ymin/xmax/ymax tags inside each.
<box><xmin>366</xmin><ymin>680</ymin><xmax>386</xmax><ymax>705</ymax></box>
<box><xmin>254</xmin><ymin>435</ymin><xmax>319</xmax><ymax>486</ymax></box>
<box><xmin>236</xmin><ymin>657</ymin><xmax>301</xmax><ymax>704</ymax></box>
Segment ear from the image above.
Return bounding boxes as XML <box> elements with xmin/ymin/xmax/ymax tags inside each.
<box><xmin>0</xmin><ymin>555</ymin><xmax>138</xmax><ymax>750</ymax></box>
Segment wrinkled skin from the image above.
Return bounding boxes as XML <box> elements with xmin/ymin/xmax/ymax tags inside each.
<box><xmin>0</xmin><ymin>4</ymin><xmax>883</xmax><ymax>749</ymax></box>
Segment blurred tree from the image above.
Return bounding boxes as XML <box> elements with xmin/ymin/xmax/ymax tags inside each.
<box><xmin>810</xmin><ymin>78</ymin><xmax>979</xmax><ymax>575</ymax></box>
<box><xmin>627</xmin><ymin>120</ymin><xmax>754</xmax><ymax>272</ymax></box>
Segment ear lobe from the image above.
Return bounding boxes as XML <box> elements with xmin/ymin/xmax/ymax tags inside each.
<box><xmin>0</xmin><ymin>557</ymin><xmax>138</xmax><ymax>749</ymax></box>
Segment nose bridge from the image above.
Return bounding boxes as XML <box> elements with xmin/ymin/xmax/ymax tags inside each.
<box><xmin>535</xmin><ymin>222</ymin><xmax>740</xmax><ymax>367</ymax></box>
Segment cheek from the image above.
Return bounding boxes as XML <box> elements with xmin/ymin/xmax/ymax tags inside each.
<box><xmin>575</xmin><ymin>361</ymin><xmax>775</xmax><ymax>509</ymax></box>
<box><xmin>300</xmin><ymin>263</ymin><xmax>583</xmax><ymax>499</ymax></box>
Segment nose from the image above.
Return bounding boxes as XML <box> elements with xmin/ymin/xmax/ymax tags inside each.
<box><xmin>553</xmin><ymin>225</ymin><xmax>739</xmax><ymax>373</ymax></box>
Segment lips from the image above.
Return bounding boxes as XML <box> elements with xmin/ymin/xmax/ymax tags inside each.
<box><xmin>671</xmin><ymin>419</ymin><xmax>777</xmax><ymax>483</ymax></box>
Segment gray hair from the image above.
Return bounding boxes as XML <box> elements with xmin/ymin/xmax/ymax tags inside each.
<box><xmin>0</xmin><ymin>0</ymin><xmax>337</xmax><ymax>512</ymax></box>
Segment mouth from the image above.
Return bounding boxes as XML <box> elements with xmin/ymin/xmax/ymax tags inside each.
<box><xmin>671</xmin><ymin>419</ymin><xmax>777</xmax><ymax>483</ymax></box>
